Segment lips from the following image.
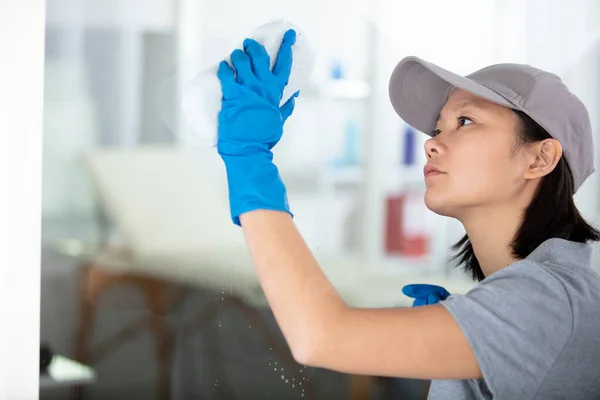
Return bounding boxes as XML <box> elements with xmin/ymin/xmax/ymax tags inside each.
<box><xmin>423</xmin><ymin>164</ymin><xmax>444</xmax><ymax>177</ymax></box>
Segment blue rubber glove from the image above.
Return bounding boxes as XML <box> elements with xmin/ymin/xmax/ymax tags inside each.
<box><xmin>216</xmin><ymin>29</ymin><xmax>299</xmax><ymax>226</ymax></box>
<box><xmin>402</xmin><ymin>284</ymin><xmax>451</xmax><ymax>307</ymax></box>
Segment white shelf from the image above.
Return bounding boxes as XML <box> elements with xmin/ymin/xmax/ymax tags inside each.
<box><xmin>304</xmin><ymin>79</ymin><xmax>371</xmax><ymax>100</ymax></box>
<box><xmin>379</xmin><ymin>254</ymin><xmax>432</xmax><ymax>270</ymax></box>
<box><xmin>282</xmin><ymin>164</ymin><xmax>428</xmax><ymax>192</ymax></box>
<box><xmin>324</xmin><ymin>80</ymin><xmax>371</xmax><ymax>99</ymax></box>
<box><xmin>383</xmin><ymin>165</ymin><xmax>426</xmax><ymax>190</ymax></box>
<box><xmin>399</xmin><ymin>165</ymin><xmax>426</xmax><ymax>186</ymax></box>
<box><xmin>280</xmin><ymin>165</ymin><xmax>365</xmax><ymax>191</ymax></box>
<box><xmin>279</xmin><ymin>167</ymin><xmax>320</xmax><ymax>191</ymax></box>
<box><xmin>324</xmin><ymin>165</ymin><xmax>364</xmax><ymax>186</ymax></box>
<box><xmin>323</xmin><ymin>258</ymin><xmax>476</xmax><ymax>309</ymax></box>
<box><xmin>45</xmin><ymin>0</ymin><xmax>175</xmax><ymax>32</ymax></box>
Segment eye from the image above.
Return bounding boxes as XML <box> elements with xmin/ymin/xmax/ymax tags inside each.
<box><xmin>458</xmin><ymin>116</ymin><xmax>473</xmax><ymax>127</ymax></box>
<box><xmin>433</xmin><ymin>116</ymin><xmax>473</xmax><ymax>136</ymax></box>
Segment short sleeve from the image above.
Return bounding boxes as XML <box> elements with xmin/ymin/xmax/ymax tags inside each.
<box><xmin>441</xmin><ymin>261</ymin><xmax>573</xmax><ymax>399</ymax></box>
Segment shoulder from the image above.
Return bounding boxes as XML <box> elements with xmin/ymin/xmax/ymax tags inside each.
<box><xmin>534</xmin><ymin>252</ymin><xmax>600</xmax><ymax>315</ymax></box>
<box><xmin>456</xmin><ymin>258</ymin><xmax>574</xmax><ymax>312</ymax></box>
<box><xmin>468</xmin><ymin>237</ymin><xmax>600</xmax><ymax>307</ymax></box>
<box><xmin>438</xmin><ymin>259</ymin><xmax>578</xmax><ymax>397</ymax></box>
<box><xmin>440</xmin><ymin>257</ymin><xmax>576</xmax><ymax>344</ymax></box>
<box><xmin>501</xmin><ymin>239</ymin><xmax>600</xmax><ymax>310</ymax></box>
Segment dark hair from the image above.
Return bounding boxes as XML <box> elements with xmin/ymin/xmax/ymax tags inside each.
<box><xmin>452</xmin><ymin>110</ymin><xmax>600</xmax><ymax>282</ymax></box>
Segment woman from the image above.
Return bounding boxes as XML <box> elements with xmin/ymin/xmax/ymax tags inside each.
<box><xmin>215</xmin><ymin>29</ymin><xmax>600</xmax><ymax>399</ymax></box>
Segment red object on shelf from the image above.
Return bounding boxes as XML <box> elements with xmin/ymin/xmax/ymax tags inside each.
<box><xmin>385</xmin><ymin>192</ymin><xmax>429</xmax><ymax>258</ymax></box>
<box><xmin>385</xmin><ymin>195</ymin><xmax>405</xmax><ymax>254</ymax></box>
<box><xmin>401</xmin><ymin>235</ymin><xmax>428</xmax><ymax>257</ymax></box>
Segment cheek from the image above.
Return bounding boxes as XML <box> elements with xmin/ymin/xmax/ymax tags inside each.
<box><xmin>457</xmin><ymin>136</ymin><xmax>518</xmax><ymax>185</ymax></box>
<box><xmin>425</xmin><ymin>139</ymin><xmax>518</xmax><ymax>212</ymax></box>
<box><xmin>455</xmin><ymin>151</ymin><xmax>510</xmax><ymax>193</ymax></box>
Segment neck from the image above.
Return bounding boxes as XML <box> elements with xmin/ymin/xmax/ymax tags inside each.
<box><xmin>460</xmin><ymin>204</ymin><xmax>525</xmax><ymax>277</ymax></box>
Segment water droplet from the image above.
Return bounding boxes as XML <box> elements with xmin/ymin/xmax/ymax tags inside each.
<box><xmin>292</xmin><ymin>384</ymin><xmax>295</xmax><ymax>388</ymax></box>
<box><xmin>249</xmin><ymin>325</ymin><xmax>252</xmax><ymax>328</ymax></box>
<box><xmin>281</xmin><ymin>375</ymin><xmax>285</xmax><ymax>380</ymax></box>
<box><xmin>280</xmin><ymin>368</ymin><xmax>283</xmax><ymax>371</ymax></box>
<box><xmin>285</xmin><ymin>379</ymin><xmax>289</xmax><ymax>383</ymax></box>
<box><xmin>273</xmin><ymin>368</ymin><xmax>277</xmax><ymax>371</ymax></box>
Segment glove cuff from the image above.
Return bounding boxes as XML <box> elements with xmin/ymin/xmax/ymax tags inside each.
<box><xmin>221</xmin><ymin>152</ymin><xmax>292</xmax><ymax>226</ymax></box>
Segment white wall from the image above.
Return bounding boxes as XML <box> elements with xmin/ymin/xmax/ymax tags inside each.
<box><xmin>195</xmin><ymin>0</ymin><xmax>369</xmax><ymax>81</ymax></box>
<box><xmin>526</xmin><ymin>0</ymin><xmax>600</xmax><ymax>228</ymax></box>
<box><xmin>526</xmin><ymin>0</ymin><xmax>600</xmax><ymax>269</ymax></box>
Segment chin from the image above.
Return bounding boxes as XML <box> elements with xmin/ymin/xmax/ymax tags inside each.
<box><xmin>424</xmin><ymin>188</ymin><xmax>456</xmax><ymax>217</ymax></box>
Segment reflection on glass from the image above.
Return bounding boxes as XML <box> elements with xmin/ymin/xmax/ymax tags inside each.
<box><xmin>40</xmin><ymin>0</ymin><xmax>570</xmax><ymax>399</ymax></box>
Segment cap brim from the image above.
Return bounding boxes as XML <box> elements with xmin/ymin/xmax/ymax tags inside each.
<box><xmin>389</xmin><ymin>56</ymin><xmax>516</xmax><ymax>136</ymax></box>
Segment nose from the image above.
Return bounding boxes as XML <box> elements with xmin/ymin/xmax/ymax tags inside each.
<box><xmin>424</xmin><ymin>137</ymin><xmax>441</xmax><ymax>159</ymax></box>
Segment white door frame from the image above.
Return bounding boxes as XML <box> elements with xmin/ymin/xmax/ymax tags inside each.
<box><xmin>0</xmin><ymin>0</ymin><xmax>45</xmax><ymax>398</ymax></box>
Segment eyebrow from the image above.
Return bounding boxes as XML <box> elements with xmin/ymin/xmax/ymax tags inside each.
<box><xmin>436</xmin><ymin>99</ymin><xmax>489</xmax><ymax>122</ymax></box>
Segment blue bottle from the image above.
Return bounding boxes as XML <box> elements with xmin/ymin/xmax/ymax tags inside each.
<box><xmin>402</xmin><ymin>125</ymin><xmax>416</xmax><ymax>166</ymax></box>
<box><xmin>345</xmin><ymin>119</ymin><xmax>359</xmax><ymax>165</ymax></box>
<box><xmin>331</xmin><ymin>59</ymin><xmax>344</xmax><ymax>80</ymax></box>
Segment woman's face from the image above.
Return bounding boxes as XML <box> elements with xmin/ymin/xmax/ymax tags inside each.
<box><xmin>423</xmin><ymin>89</ymin><xmax>533</xmax><ymax>219</ymax></box>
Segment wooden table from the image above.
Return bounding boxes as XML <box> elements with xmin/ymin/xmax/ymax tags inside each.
<box><xmin>49</xmin><ymin>229</ymin><xmax>475</xmax><ymax>399</ymax></box>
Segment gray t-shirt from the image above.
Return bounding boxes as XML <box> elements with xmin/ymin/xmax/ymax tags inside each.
<box><xmin>428</xmin><ymin>238</ymin><xmax>600</xmax><ymax>400</ymax></box>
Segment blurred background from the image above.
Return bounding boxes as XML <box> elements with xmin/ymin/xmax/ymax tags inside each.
<box><xmin>39</xmin><ymin>0</ymin><xmax>600</xmax><ymax>399</ymax></box>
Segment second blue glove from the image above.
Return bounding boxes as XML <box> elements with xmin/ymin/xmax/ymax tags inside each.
<box><xmin>402</xmin><ymin>284</ymin><xmax>451</xmax><ymax>307</ymax></box>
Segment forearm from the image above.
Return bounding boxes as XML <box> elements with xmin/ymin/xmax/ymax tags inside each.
<box><xmin>239</xmin><ymin>209</ymin><xmax>348</xmax><ymax>362</ymax></box>
<box><xmin>217</xmin><ymin>31</ymin><xmax>348</xmax><ymax>363</ymax></box>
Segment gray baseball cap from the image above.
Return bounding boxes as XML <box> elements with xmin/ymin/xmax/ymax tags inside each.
<box><xmin>388</xmin><ymin>56</ymin><xmax>594</xmax><ymax>193</ymax></box>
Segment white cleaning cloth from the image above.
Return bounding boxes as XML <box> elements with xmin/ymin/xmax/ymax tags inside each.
<box><xmin>180</xmin><ymin>19</ymin><xmax>315</xmax><ymax>147</ymax></box>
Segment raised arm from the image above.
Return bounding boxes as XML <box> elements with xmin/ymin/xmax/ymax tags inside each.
<box><xmin>240</xmin><ymin>210</ymin><xmax>480</xmax><ymax>380</ymax></box>
<box><xmin>216</xmin><ymin>29</ymin><xmax>480</xmax><ymax>380</ymax></box>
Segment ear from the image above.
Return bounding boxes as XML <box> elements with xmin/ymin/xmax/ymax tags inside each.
<box><xmin>523</xmin><ymin>138</ymin><xmax>562</xmax><ymax>180</ymax></box>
